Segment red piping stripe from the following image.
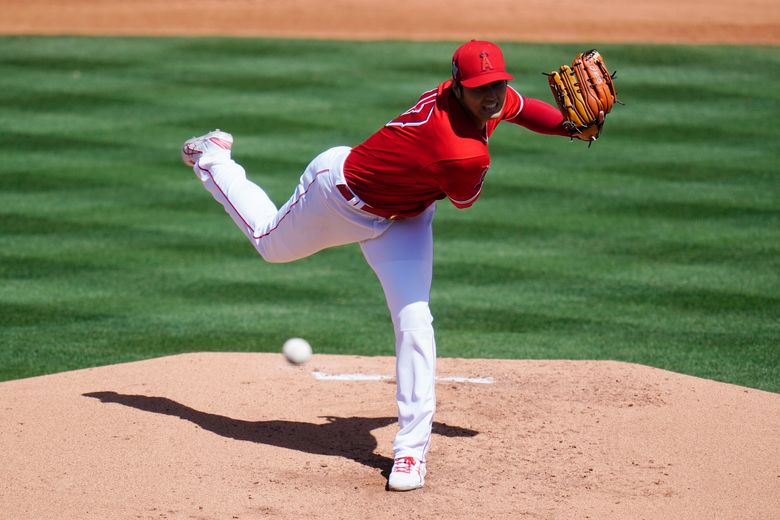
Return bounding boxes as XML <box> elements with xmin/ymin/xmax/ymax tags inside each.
<box><xmin>196</xmin><ymin>163</ymin><xmax>253</xmax><ymax>232</ymax></box>
<box><xmin>197</xmin><ymin>165</ymin><xmax>331</xmax><ymax>242</ymax></box>
<box><xmin>253</xmin><ymin>168</ymin><xmax>329</xmax><ymax>240</ymax></box>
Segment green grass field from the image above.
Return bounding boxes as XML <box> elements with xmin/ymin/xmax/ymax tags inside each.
<box><xmin>1</xmin><ymin>37</ymin><xmax>778</xmax><ymax>392</ymax></box>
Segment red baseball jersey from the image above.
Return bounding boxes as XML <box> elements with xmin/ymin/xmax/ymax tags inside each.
<box><xmin>343</xmin><ymin>80</ymin><xmax>567</xmax><ymax>219</ymax></box>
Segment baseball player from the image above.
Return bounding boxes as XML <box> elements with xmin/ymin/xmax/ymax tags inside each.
<box><xmin>182</xmin><ymin>40</ymin><xmax>589</xmax><ymax>491</ymax></box>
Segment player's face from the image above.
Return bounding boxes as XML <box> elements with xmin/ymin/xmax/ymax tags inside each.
<box><xmin>455</xmin><ymin>80</ymin><xmax>507</xmax><ymax>127</ymax></box>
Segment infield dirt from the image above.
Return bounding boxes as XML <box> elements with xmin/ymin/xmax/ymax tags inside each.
<box><xmin>2</xmin><ymin>353</ymin><xmax>779</xmax><ymax>519</ymax></box>
<box><xmin>2</xmin><ymin>0</ymin><xmax>779</xmax><ymax>44</ymax></box>
<box><xmin>1</xmin><ymin>2</ymin><xmax>779</xmax><ymax>519</ymax></box>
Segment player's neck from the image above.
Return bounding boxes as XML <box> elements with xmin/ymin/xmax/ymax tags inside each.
<box><xmin>453</xmin><ymin>93</ymin><xmax>489</xmax><ymax>130</ymax></box>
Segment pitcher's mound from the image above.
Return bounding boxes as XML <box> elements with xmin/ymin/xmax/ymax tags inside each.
<box><xmin>1</xmin><ymin>353</ymin><xmax>778</xmax><ymax>519</ymax></box>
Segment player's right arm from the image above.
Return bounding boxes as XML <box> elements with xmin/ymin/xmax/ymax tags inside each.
<box><xmin>428</xmin><ymin>156</ymin><xmax>491</xmax><ymax>209</ymax></box>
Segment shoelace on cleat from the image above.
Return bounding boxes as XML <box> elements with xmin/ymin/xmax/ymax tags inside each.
<box><xmin>208</xmin><ymin>136</ymin><xmax>232</xmax><ymax>150</ymax></box>
<box><xmin>392</xmin><ymin>457</ymin><xmax>416</xmax><ymax>474</ymax></box>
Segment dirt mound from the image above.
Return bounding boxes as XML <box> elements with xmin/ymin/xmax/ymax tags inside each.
<box><xmin>2</xmin><ymin>353</ymin><xmax>778</xmax><ymax>519</ymax></box>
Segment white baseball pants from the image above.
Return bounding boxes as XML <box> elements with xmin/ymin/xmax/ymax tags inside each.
<box><xmin>194</xmin><ymin>146</ymin><xmax>437</xmax><ymax>462</ymax></box>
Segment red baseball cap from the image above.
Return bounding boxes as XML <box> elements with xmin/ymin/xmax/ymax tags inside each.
<box><xmin>452</xmin><ymin>40</ymin><xmax>514</xmax><ymax>88</ymax></box>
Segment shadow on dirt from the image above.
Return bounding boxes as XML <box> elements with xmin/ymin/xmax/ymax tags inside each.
<box><xmin>83</xmin><ymin>391</ymin><xmax>479</xmax><ymax>478</ymax></box>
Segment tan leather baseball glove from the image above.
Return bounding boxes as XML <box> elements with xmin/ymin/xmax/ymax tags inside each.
<box><xmin>547</xmin><ymin>49</ymin><xmax>618</xmax><ymax>144</ymax></box>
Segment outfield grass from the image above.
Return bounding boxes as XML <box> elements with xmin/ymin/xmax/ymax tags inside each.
<box><xmin>0</xmin><ymin>37</ymin><xmax>778</xmax><ymax>392</ymax></box>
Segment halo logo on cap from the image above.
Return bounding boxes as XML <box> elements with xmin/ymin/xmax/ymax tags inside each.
<box><xmin>480</xmin><ymin>51</ymin><xmax>494</xmax><ymax>72</ymax></box>
<box><xmin>452</xmin><ymin>40</ymin><xmax>514</xmax><ymax>88</ymax></box>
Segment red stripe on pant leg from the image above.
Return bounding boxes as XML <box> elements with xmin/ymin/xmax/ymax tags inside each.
<box><xmin>197</xmin><ymin>164</ymin><xmax>254</xmax><ymax>232</ymax></box>
<box><xmin>197</xmin><ymin>165</ymin><xmax>330</xmax><ymax>243</ymax></box>
<box><xmin>254</xmin><ymin>168</ymin><xmax>329</xmax><ymax>240</ymax></box>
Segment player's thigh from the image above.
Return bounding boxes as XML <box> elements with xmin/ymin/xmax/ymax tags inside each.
<box><xmin>360</xmin><ymin>204</ymin><xmax>436</xmax><ymax>311</ymax></box>
<box><xmin>256</xmin><ymin>153</ymin><xmax>382</xmax><ymax>263</ymax></box>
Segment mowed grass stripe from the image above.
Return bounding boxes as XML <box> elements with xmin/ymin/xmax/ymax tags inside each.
<box><xmin>0</xmin><ymin>37</ymin><xmax>778</xmax><ymax>391</ymax></box>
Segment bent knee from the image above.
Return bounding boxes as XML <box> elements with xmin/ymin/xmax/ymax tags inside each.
<box><xmin>257</xmin><ymin>249</ymin><xmax>294</xmax><ymax>264</ymax></box>
<box><xmin>254</xmin><ymin>241</ymin><xmax>301</xmax><ymax>264</ymax></box>
<box><xmin>397</xmin><ymin>302</ymin><xmax>433</xmax><ymax>331</ymax></box>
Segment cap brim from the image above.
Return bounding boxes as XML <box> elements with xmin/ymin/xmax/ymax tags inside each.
<box><xmin>460</xmin><ymin>71</ymin><xmax>514</xmax><ymax>88</ymax></box>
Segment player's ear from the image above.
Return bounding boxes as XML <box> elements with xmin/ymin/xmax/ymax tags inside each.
<box><xmin>452</xmin><ymin>81</ymin><xmax>463</xmax><ymax>99</ymax></box>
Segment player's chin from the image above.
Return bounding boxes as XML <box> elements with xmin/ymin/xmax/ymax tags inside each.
<box><xmin>482</xmin><ymin>104</ymin><xmax>502</xmax><ymax>119</ymax></box>
<box><xmin>481</xmin><ymin>110</ymin><xmax>502</xmax><ymax>122</ymax></box>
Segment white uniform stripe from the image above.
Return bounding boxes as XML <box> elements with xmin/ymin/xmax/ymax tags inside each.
<box><xmin>447</xmin><ymin>186</ymin><xmax>482</xmax><ymax>206</ymax></box>
<box><xmin>508</xmin><ymin>85</ymin><xmax>524</xmax><ymax>120</ymax></box>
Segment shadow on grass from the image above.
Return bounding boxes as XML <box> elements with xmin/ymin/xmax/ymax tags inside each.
<box><xmin>83</xmin><ymin>391</ymin><xmax>479</xmax><ymax>478</ymax></box>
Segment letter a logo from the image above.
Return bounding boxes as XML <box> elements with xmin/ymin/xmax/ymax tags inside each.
<box><xmin>480</xmin><ymin>51</ymin><xmax>494</xmax><ymax>72</ymax></box>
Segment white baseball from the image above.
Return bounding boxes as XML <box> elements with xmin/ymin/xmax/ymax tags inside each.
<box><xmin>282</xmin><ymin>337</ymin><xmax>312</xmax><ymax>365</ymax></box>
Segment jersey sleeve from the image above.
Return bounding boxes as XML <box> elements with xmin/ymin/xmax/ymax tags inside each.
<box><xmin>506</xmin><ymin>94</ymin><xmax>570</xmax><ymax>136</ymax></box>
<box><xmin>501</xmin><ymin>86</ymin><xmax>525</xmax><ymax>122</ymax></box>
